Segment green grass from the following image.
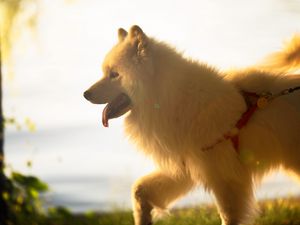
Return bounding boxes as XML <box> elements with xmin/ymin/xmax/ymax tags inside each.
<box><xmin>13</xmin><ymin>198</ymin><xmax>300</xmax><ymax>225</ymax></box>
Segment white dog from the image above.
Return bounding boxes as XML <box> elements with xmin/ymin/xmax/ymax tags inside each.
<box><xmin>84</xmin><ymin>25</ymin><xmax>300</xmax><ymax>225</ymax></box>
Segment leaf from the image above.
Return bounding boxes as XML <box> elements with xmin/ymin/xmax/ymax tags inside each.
<box><xmin>24</xmin><ymin>117</ymin><xmax>36</xmax><ymax>132</ymax></box>
<box><xmin>16</xmin><ymin>194</ymin><xmax>23</xmax><ymax>205</ymax></box>
<box><xmin>2</xmin><ymin>191</ymin><xmax>9</xmax><ymax>201</ymax></box>
<box><xmin>28</xmin><ymin>188</ymin><xmax>38</xmax><ymax>199</ymax></box>
<box><xmin>26</xmin><ymin>160</ymin><xmax>32</xmax><ymax>168</ymax></box>
<box><xmin>12</xmin><ymin>172</ymin><xmax>48</xmax><ymax>192</ymax></box>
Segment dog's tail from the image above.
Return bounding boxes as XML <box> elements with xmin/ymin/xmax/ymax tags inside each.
<box><xmin>259</xmin><ymin>35</ymin><xmax>300</xmax><ymax>73</ymax></box>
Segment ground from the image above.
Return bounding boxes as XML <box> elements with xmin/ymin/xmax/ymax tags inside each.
<box><xmin>16</xmin><ymin>197</ymin><xmax>300</xmax><ymax>225</ymax></box>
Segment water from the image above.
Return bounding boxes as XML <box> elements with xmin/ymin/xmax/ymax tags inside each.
<box><xmin>6</xmin><ymin>125</ymin><xmax>300</xmax><ymax>212</ymax></box>
<box><xmin>4</xmin><ymin>0</ymin><xmax>300</xmax><ymax>212</ymax></box>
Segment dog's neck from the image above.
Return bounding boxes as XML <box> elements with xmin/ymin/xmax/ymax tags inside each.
<box><xmin>125</xmin><ymin>39</ymin><xmax>247</xmax><ymax>152</ymax></box>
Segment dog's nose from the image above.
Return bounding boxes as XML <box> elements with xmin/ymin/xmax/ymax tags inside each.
<box><xmin>83</xmin><ymin>90</ymin><xmax>92</xmax><ymax>100</ymax></box>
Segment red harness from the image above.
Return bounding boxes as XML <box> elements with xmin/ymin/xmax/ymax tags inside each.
<box><xmin>224</xmin><ymin>91</ymin><xmax>259</xmax><ymax>153</ymax></box>
<box><xmin>203</xmin><ymin>91</ymin><xmax>259</xmax><ymax>153</ymax></box>
<box><xmin>203</xmin><ymin>86</ymin><xmax>300</xmax><ymax>153</ymax></box>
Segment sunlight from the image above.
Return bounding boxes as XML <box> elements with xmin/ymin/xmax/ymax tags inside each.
<box><xmin>3</xmin><ymin>0</ymin><xmax>300</xmax><ymax>213</ymax></box>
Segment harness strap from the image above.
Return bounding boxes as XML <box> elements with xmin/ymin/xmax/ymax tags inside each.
<box><xmin>202</xmin><ymin>91</ymin><xmax>259</xmax><ymax>152</ymax></box>
<box><xmin>225</xmin><ymin>86</ymin><xmax>300</xmax><ymax>152</ymax></box>
<box><xmin>224</xmin><ymin>91</ymin><xmax>259</xmax><ymax>153</ymax></box>
<box><xmin>202</xmin><ymin>86</ymin><xmax>300</xmax><ymax>153</ymax></box>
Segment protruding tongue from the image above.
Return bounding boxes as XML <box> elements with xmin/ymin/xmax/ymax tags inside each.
<box><xmin>102</xmin><ymin>106</ymin><xmax>110</xmax><ymax>128</ymax></box>
<box><xmin>102</xmin><ymin>93</ymin><xmax>131</xmax><ymax>127</ymax></box>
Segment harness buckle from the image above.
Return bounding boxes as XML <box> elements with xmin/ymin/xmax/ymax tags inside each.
<box><xmin>257</xmin><ymin>92</ymin><xmax>272</xmax><ymax>108</ymax></box>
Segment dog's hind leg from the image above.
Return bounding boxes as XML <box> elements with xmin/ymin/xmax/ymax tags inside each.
<box><xmin>132</xmin><ymin>171</ymin><xmax>194</xmax><ymax>225</ymax></box>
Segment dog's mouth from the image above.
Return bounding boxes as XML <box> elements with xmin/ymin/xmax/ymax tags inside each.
<box><xmin>102</xmin><ymin>93</ymin><xmax>131</xmax><ymax>127</ymax></box>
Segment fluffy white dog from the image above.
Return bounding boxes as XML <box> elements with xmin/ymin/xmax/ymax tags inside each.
<box><xmin>84</xmin><ymin>25</ymin><xmax>300</xmax><ymax>225</ymax></box>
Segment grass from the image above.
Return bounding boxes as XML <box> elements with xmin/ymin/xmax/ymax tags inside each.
<box><xmin>14</xmin><ymin>198</ymin><xmax>300</xmax><ymax>225</ymax></box>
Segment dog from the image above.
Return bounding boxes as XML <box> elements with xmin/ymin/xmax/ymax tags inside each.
<box><xmin>84</xmin><ymin>25</ymin><xmax>300</xmax><ymax>225</ymax></box>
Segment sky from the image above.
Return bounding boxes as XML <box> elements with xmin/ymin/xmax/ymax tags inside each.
<box><xmin>3</xmin><ymin>0</ymin><xmax>300</xmax><ymax>211</ymax></box>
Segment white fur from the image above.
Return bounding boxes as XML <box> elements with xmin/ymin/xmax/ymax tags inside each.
<box><xmin>85</xmin><ymin>27</ymin><xmax>300</xmax><ymax>225</ymax></box>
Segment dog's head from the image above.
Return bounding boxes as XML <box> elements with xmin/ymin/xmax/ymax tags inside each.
<box><xmin>84</xmin><ymin>25</ymin><xmax>154</xmax><ymax>127</ymax></box>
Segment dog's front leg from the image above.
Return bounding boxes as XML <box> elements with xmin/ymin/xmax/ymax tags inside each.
<box><xmin>132</xmin><ymin>171</ymin><xmax>194</xmax><ymax>225</ymax></box>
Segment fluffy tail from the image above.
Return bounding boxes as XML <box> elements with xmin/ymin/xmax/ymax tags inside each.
<box><xmin>259</xmin><ymin>35</ymin><xmax>300</xmax><ymax>73</ymax></box>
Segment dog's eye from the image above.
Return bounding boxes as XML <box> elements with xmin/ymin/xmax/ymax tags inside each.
<box><xmin>109</xmin><ymin>71</ymin><xmax>119</xmax><ymax>79</ymax></box>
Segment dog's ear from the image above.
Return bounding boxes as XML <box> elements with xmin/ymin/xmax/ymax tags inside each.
<box><xmin>129</xmin><ymin>25</ymin><xmax>148</xmax><ymax>56</ymax></box>
<box><xmin>118</xmin><ymin>28</ymin><xmax>128</xmax><ymax>42</ymax></box>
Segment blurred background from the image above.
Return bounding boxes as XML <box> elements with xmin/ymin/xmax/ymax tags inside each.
<box><xmin>2</xmin><ymin>0</ymin><xmax>300</xmax><ymax>212</ymax></box>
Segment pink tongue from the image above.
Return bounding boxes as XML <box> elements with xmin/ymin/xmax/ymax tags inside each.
<box><xmin>102</xmin><ymin>105</ymin><xmax>109</xmax><ymax>127</ymax></box>
<box><xmin>101</xmin><ymin>93</ymin><xmax>131</xmax><ymax>128</ymax></box>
